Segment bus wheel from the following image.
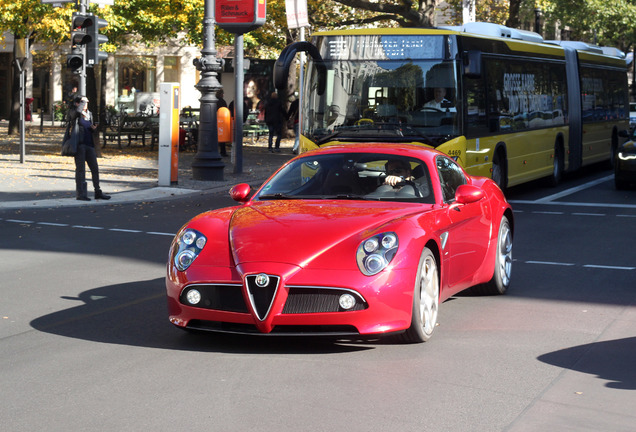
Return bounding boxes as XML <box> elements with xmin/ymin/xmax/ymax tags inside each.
<box><xmin>492</xmin><ymin>150</ymin><xmax>506</xmax><ymax>191</ymax></box>
<box><xmin>548</xmin><ymin>144</ymin><xmax>564</xmax><ymax>187</ymax></box>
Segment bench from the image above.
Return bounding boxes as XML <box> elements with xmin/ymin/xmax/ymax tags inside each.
<box><xmin>102</xmin><ymin>115</ymin><xmax>151</xmax><ymax>149</ymax></box>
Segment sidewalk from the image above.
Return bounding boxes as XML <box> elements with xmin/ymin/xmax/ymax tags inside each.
<box><xmin>0</xmin><ymin>123</ymin><xmax>295</xmax><ymax>210</ymax></box>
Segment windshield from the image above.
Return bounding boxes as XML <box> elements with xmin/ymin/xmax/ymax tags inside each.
<box><xmin>255</xmin><ymin>152</ymin><xmax>435</xmax><ymax>203</ymax></box>
<box><xmin>303</xmin><ymin>35</ymin><xmax>461</xmax><ymax>147</ymax></box>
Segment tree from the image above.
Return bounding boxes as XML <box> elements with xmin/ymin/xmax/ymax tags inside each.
<box><xmin>326</xmin><ymin>0</ymin><xmax>438</xmax><ymax>27</ymax></box>
<box><xmin>0</xmin><ymin>0</ymin><xmax>70</xmax><ymax>134</ymax></box>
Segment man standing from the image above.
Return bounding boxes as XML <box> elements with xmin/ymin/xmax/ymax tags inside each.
<box><xmin>265</xmin><ymin>91</ymin><xmax>286</xmax><ymax>153</ymax></box>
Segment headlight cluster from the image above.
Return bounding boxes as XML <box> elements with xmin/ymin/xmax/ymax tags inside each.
<box><xmin>173</xmin><ymin>228</ymin><xmax>207</xmax><ymax>271</ymax></box>
<box><xmin>357</xmin><ymin>232</ymin><xmax>398</xmax><ymax>276</ymax></box>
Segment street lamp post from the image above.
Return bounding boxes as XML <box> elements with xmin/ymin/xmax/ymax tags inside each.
<box><xmin>192</xmin><ymin>0</ymin><xmax>225</xmax><ymax>181</ymax></box>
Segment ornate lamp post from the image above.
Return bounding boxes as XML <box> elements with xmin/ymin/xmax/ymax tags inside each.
<box><xmin>192</xmin><ymin>0</ymin><xmax>225</xmax><ymax>181</ymax></box>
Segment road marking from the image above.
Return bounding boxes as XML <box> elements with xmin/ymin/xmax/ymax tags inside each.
<box><xmin>5</xmin><ymin>219</ymin><xmax>34</xmax><ymax>224</ymax></box>
<box><xmin>1</xmin><ymin>217</ymin><xmax>175</xmax><ymax>238</ymax></box>
<box><xmin>572</xmin><ymin>212</ymin><xmax>605</xmax><ymax>217</ymax></box>
<box><xmin>535</xmin><ymin>175</ymin><xmax>613</xmax><ymax>203</ymax></box>
<box><xmin>523</xmin><ymin>261</ymin><xmax>633</xmax><ymax>270</ymax></box>
<box><xmin>583</xmin><ymin>264</ymin><xmax>636</xmax><ymax>271</ymax></box>
<box><xmin>532</xmin><ymin>211</ymin><xmax>564</xmax><ymax>215</ymax></box>
<box><xmin>37</xmin><ymin>222</ymin><xmax>69</xmax><ymax>227</ymax></box>
<box><xmin>525</xmin><ymin>260</ymin><xmax>576</xmax><ymax>266</ymax></box>
<box><xmin>509</xmin><ymin>175</ymin><xmax>636</xmax><ymax>210</ymax></box>
<box><xmin>146</xmin><ymin>231</ymin><xmax>175</xmax><ymax>237</ymax></box>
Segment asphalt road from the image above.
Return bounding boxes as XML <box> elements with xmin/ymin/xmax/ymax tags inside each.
<box><xmin>1</xmin><ymin>163</ymin><xmax>635</xmax><ymax>431</ymax></box>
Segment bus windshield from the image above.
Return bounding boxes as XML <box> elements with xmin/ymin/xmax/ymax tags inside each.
<box><xmin>303</xmin><ymin>35</ymin><xmax>461</xmax><ymax>147</ymax></box>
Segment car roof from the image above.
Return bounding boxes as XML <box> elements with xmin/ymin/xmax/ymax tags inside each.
<box><xmin>300</xmin><ymin>143</ymin><xmax>447</xmax><ymax>162</ymax></box>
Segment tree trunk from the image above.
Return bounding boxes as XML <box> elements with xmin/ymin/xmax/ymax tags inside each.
<box><xmin>506</xmin><ymin>0</ymin><xmax>522</xmax><ymax>29</ymax></box>
<box><xmin>8</xmin><ymin>37</ymin><xmax>22</xmax><ymax>135</ymax></box>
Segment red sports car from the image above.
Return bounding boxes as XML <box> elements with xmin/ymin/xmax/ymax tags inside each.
<box><xmin>166</xmin><ymin>144</ymin><xmax>513</xmax><ymax>343</ymax></box>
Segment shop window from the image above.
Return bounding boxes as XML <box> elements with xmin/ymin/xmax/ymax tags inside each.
<box><xmin>116</xmin><ymin>56</ymin><xmax>156</xmax><ymax>113</ymax></box>
<box><xmin>164</xmin><ymin>56</ymin><xmax>180</xmax><ymax>83</ymax></box>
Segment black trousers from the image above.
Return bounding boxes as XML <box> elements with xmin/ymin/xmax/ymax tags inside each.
<box><xmin>74</xmin><ymin>144</ymin><xmax>100</xmax><ymax>190</ymax></box>
<box><xmin>268</xmin><ymin>123</ymin><xmax>283</xmax><ymax>149</ymax></box>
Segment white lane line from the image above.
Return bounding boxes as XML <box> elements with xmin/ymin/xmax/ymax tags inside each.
<box><xmin>5</xmin><ymin>219</ymin><xmax>34</xmax><ymax>224</ymax></box>
<box><xmin>525</xmin><ymin>261</ymin><xmax>576</xmax><ymax>266</ymax></box>
<box><xmin>109</xmin><ymin>228</ymin><xmax>143</xmax><ymax>233</ymax></box>
<box><xmin>572</xmin><ymin>212</ymin><xmax>605</xmax><ymax>217</ymax></box>
<box><xmin>535</xmin><ymin>175</ymin><xmax>613</xmax><ymax>203</ymax></box>
<box><xmin>510</xmin><ymin>200</ymin><xmax>636</xmax><ymax>210</ymax></box>
<box><xmin>36</xmin><ymin>222</ymin><xmax>69</xmax><ymax>227</ymax></box>
<box><xmin>146</xmin><ymin>232</ymin><xmax>175</xmax><ymax>237</ymax></box>
<box><xmin>617</xmin><ymin>214</ymin><xmax>636</xmax><ymax>218</ymax></box>
<box><xmin>71</xmin><ymin>225</ymin><xmax>104</xmax><ymax>230</ymax></box>
<box><xmin>523</xmin><ymin>261</ymin><xmax>633</xmax><ymax>270</ymax></box>
<box><xmin>532</xmin><ymin>211</ymin><xmax>564</xmax><ymax>215</ymax></box>
<box><xmin>583</xmin><ymin>264</ymin><xmax>636</xmax><ymax>271</ymax></box>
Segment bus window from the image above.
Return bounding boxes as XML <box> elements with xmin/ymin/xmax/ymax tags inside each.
<box><xmin>465</xmin><ymin>75</ymin><xmax>489</xmax><ymax>138</ymax></box>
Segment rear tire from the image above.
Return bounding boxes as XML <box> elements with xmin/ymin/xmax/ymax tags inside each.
<box><xmin>401</xmin><ymin>248</ymin><xmax>439</xmax><ymax>343</ymax></box>
<box><xmin>471</xmin><ymin>216</ymin><xmax>512</xmax><ymax>295</ymax></box>
<box><xmin>492</xmin><ymin>150</ymin><xmax>507</xmax><ymax>192</ymax></box>
<box><xmin>548</xmin><ymin>144</ymin><xmax>564</xmax><ymax>187</ymax></box>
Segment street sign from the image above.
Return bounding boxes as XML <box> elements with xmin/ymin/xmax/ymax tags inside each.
<box><xmin>215</xmin><ymin>0</ymin><xmax>266</xmax><ymax>35</ymax></box>
<box><xmin>285</xmin><ymin>0</ymin><xmax>308</xmax><ymax>29</ymax></box>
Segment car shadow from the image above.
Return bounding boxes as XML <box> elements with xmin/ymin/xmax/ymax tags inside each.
<box><xmin>537</xmin><ymin>337</ymin><xmax>636</xmax><ymax>390</ymax></box>
<box><xmin>30</xmin><ymin>277</ymin><xmax>375</xmax><ymax>354</ymax></box>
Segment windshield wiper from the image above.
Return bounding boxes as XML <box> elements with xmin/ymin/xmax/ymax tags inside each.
<box><xmin>258</xmin><ymin>193</ymin><xmax>296</xmax><ymax>200</ymax></box>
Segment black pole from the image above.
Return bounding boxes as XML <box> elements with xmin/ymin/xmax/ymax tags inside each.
<box><xmin>233</xmin><ymin>34</ymin><xmax>244</xmax><ymax>174</ymax></box>
<box><xmin>534</xmin><ymin>8</ymin><xmax>542</xmax><ymax>36</ymax></box>
<box><xmin>192</xmin><ymin>0</ymin><xmax>225</xmax><ymax>180</ymax></box>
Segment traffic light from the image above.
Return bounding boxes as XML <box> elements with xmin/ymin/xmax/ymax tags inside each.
<box><xmin>67</xmin><ymin>47</ymin><xmax>83</xmax><ymax>73</ymax></box>
<box><xmin>67</xmin><ymin>12</ymin><xmax>91</xmax><ymax>73</ymax></box>
<box><xmin>86</xmin><ymin>15</ymin><xmax>108</xmax><ymax>67</ymax></box>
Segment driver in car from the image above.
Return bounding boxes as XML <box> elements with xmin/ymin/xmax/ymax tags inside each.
<box><xmin>424</xmin><ymin>87</ymin><xmax>451</xmax><ymax>110</ymax></box>
<box><xmin>371</xmin><ymin>159</ymin><xmax>429</xmax><ymax>198</ymax></box>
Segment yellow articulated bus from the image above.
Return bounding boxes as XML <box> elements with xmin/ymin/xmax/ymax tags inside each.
<box><xmin>274</xmin><ymin>23</ymin><xmax>629</xmax><ymax>190</ymax></box>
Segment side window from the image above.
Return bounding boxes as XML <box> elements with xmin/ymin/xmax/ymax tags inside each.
<box><xmin>436</xmin><ymin>156</ymin><xmax>467</xmax><ymax>202</ymax></box>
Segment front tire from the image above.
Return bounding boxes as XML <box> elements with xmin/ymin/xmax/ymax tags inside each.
<box><xmin>401</xmin><ymin>248</ymin><xmax>439</xmax><ymax>343</ymax></box>
<box><xmin>472</xmin><ymin>216</ymin><xmax>513</xmax><ymax>295</ymax></box>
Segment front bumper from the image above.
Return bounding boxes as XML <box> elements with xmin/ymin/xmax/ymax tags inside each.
<box><xmin>166</xmin><ymin>263</ymin><xmax>415</xmax><ymax>337</ymax></box>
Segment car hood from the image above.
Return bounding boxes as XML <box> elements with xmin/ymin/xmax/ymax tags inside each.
<box><xmin>228</xmin><ymin>200</ymin><xmax>428</xmax><ymax>268</ymax></box>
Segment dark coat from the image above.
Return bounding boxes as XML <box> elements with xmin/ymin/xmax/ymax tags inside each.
<box><xmin>265</xmin><ymin>96</ymin><xmax>286</xmax><ymax>126</ymax></box>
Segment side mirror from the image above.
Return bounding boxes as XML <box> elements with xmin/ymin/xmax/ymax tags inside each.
<box><xmin>455</xmin><ymin>184</ymin><xmax>485</xmax><ymax>204</ymax></box>
<box><xmin>229</xmin><ymin>183</ymin><xmax>251</xmax><ymax>203</ymax></box>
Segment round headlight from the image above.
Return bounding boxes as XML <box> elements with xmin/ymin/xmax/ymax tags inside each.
<box><xmin>365</xmin><ymin>254</ymin><xmax>387</xmax><ymax>274</ymax></box>
<box><xmin>186</xmin><ymin>289</ymin><xmax>201</xmax><ymax>305</ymax></box>
<box><xmin>176</xmin><ymin>249</ymin><xmax>196</xmax><ymax>271</ymax></box>
<box><xmin>381</xmin><ymin>233</ymin><xmax>397</xmax><ymax>249</ymax></box>
<box><xmin>182</xmin><ymin>230</ymin><xmax>196</xmax><ymax>245</ymax></box>
<box><xmin>363</xmin><ymin>238</ymin><xmax>379</xmax><ymax>253</ymax></box>
<box><xmin>339</xmin><ymin>293</ymin><xmax>356</xmax><ymax>310</ymax></box>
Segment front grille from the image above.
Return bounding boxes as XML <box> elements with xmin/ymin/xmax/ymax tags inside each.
<box><xmin>187</xmin><ymin>320</ymin><xmax>360</xmax><ymax>336</ymax></box>
<box><xmin>283</xmin><ymin>287</ymin><xmax>367</xmax><ymax>314</ymax></box>
<box><xmin>245</xmin><ymin>274</ymin><xmax>280</xmax><ymax>321</ymax></box>
<box><xmin>180</xmin><ymin>284</ymin><xmax>248</xmax><ymax>313</ymax></box>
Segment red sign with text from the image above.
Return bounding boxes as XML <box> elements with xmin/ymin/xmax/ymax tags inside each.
<box><xmin>215</xmin><ymin>0</ymin><xmax>266</xmax><ymax>34</ymax></box>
